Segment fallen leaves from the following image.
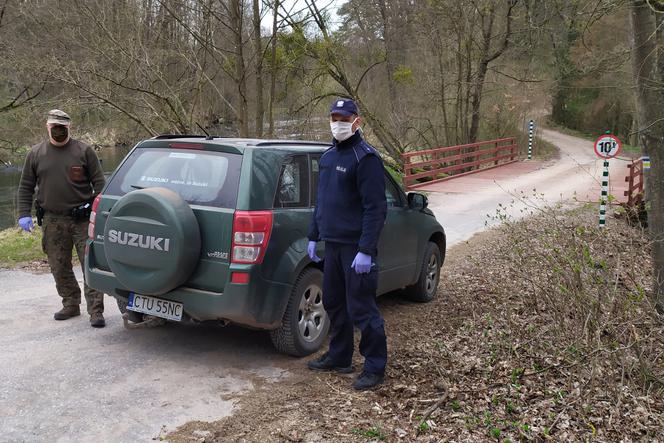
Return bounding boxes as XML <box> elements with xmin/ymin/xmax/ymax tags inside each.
<box><xmin>168</xmin><ymin>207</ymin><xmax>663</xmax><ymax>443</ymax></box>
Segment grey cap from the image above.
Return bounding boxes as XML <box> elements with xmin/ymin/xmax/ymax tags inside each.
<box><xmin>46</xmin><ymin>109</ymin><xmax>71</xmax><ymax>125</ymax></box>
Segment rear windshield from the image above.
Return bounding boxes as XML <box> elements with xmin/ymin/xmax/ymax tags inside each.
<box><xmin>106</xmin><ymin>148</ymin><xmax>242</xmax><ymax>208</ymax></box>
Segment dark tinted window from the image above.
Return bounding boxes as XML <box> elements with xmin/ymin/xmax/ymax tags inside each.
<box><xmin>105</xmin><ymin>148</ymin><xmax>242</xmax><ymax>208</ymax></box>
<box><xmin>385</xmin><ymin>174</ymin><xmax>404</xmax><ymax>207</ymax></box>
<box><xmin>274</xmin><ymin>155</ymin><xmax>309</xmax><ymax>208</ymax></box>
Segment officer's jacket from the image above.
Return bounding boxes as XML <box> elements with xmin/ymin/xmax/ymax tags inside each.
<box><xmin>308</xmin><ymin>131</ymin><xmax>387</xmax><ymax>256</ymax></box>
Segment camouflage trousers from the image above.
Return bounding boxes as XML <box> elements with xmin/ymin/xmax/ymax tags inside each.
<box><xmin>41</xmin><ymin>214</ymin><xmax>104</xmax><ymax>314</ymax></box>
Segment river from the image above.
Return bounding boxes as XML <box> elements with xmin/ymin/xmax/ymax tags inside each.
<box><xmin>0</xmin><ymin>145</ymin><xmax>131</xmax><ymax>230</ymax></box>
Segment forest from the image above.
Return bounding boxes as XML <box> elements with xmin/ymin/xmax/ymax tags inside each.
<box><xmin>0</xmin><ymin>0</ymin><xmax>639</xmax><ymax>166</ymax></box>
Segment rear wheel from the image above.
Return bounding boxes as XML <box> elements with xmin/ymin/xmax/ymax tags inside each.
<box><xmin>270</xmin><ymin>268</ymin><xmax>329</xmax><ymax>357</ymax></box>
<box><xmin>404</xmin><ymin>241</ymin><xmax>442</xmax><ymax>302</ymax></box>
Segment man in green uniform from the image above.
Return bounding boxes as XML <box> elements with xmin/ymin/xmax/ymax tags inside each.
<box><xmin>17</xmin><ymin>109</ymin><xmax>107</xmax><ymax>327</ymax></box>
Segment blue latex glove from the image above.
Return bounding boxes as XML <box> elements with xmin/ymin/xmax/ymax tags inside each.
<box><xmin>351</xmin><ymin>252</ymin><xmax>372</xmax><ymax>274</ymax></box>
<box><xmin>307</xmin><ymin>241</ymin><xmax>321</xmax><ymax>263</ymax></box>
<box><xmin>18</xmin><ymin>216</ymin><xmax>34</xmax><ymax>232</ymax></box>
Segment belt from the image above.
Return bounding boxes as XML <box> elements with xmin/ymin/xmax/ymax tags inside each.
<box><xmin>43</xmin><ymin>209</ymin><xmax>73</xmax><ymax>216</ymax></box>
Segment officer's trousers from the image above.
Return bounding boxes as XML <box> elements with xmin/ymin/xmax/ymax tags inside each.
<box><xmin>323</xmin><ymin>242</ymin><xmax>387</xmax><ymax>374</ymax></box>
<box><xmin>42</xmin><ymin>215</ymin><xmax>104</xmax><ymax>314</ymax></box>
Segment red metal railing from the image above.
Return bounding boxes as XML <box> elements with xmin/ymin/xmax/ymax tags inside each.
<box><xmin>624</xmin><ymin>159</ymin><xmax>644</xmax><ymax>207</ymax></box>
<box><xmin>402</xmin><ymin>137</ymin><xmax>518</xmax><ymax>190</ymax></box>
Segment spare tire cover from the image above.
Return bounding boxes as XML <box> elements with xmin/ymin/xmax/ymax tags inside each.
<box><xmin>104</xmin><ymin>187</ymin><xmax>201</xmax><ymax>295</ymax></box>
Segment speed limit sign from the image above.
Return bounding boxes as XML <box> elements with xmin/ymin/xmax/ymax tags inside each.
<box><xmin>594</xmin><ymin>134</ymin><xmax>622</xmax><ymax>159</ymax></box>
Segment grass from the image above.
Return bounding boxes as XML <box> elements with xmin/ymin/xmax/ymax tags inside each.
<box><xmin>515</xmin><ymin>132</ymin><xmax>558</xmax><ymax>160</ymax></box>
<box><xmin>0</xmin><ymin>225</ymin><xmax>46</xmax><ymax>268</ymax></box>
<box><xmin>351</xmin><ymin>426</ymin><xmax>386</xmax><ymax>440</ymax></box>
<box><xmin>543</xmin><ymin>119</ymin><xmax>642</xmax><ymax>156</ymax></box>
<box><xmin>531</xmin><ymin>136</ymin><xmax>558</xmax><ymax>159</ymax></box>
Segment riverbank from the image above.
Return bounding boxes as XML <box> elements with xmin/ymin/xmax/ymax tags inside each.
<box><xmin>0</xmin><ymin>226</ymin><xmax>50</xmax><ymax>271</ymax></box>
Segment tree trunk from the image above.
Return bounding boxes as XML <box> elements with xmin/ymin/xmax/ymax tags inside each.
<box><xmin>267</xmin><ymin>0</ymin><xmax>279</xmax><ymax>137</ymax></box>
<box><xmin>435</xmin><ymin>28</ymin><xmax>451</xmax><ymax>145</ymax></box>
<box><xmin>252</xmin><ymin>0</ymin><xmax>264</xmax><ymax>137</ymax></box>
<box><xmin>629</xmin><ymin>0</ymin><xmax>664</xmax><ymax>312</ymax></box>
<box><xmin>377</xmin><ymin>0</ymin><xmax>399</xmax><ymax>114</ymax></box>
<box><xmin>468</xmin><ymin>5</ymin><xmax>496</xmax><ymax>144</ymax></box>
<box><xmin>230</xmin><ymin>0</ymin><xmax>249</xmax><ymax>137</ymax></box>
<box><xmin>468</xmin><ymin>2</ymin><xmax>515</xmax><ymax>143</ymax></box>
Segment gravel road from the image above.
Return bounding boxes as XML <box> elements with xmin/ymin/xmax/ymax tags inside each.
<box><xmin>425</xmin><ymin>128</ymin><xmax>631</xmax><ymax>246</ymax></box>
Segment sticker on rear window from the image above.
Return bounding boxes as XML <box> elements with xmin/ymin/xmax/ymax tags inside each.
<box><xmin>140</xmin><ymin>175</ymin><xmax>169</xmax><ymax>183</ymax></box>
<box><xmin>169</xmin><ymin>152</ymin><xmax>197</xmax><ymax>159</ymax></box>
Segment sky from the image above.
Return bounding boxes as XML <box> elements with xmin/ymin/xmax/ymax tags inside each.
<box><xmin>261</xmin><ymin>0</ymin><xmax>346</xmax><ymax>32</ymax></box>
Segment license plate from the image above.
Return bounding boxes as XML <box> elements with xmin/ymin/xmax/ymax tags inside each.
<box><xmin>127</xmin><ymin>293</ymin><xmax>183</xmax><ymax>321</ymax></box>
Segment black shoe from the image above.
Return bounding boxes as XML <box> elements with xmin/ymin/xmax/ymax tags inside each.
<box><xmin>90</xmin><ymin>313</ymin><xmax>106</xmax><ymax>328</ymax></box>
<box><xmin>352</xmin><ymin>371</ymin><xmax>385</xmax><ymax>390</ymax></box>
<box><xmin>307</xmin><ymin>352</ymin><xmax>354</xmax><ymax>374</ymax></box>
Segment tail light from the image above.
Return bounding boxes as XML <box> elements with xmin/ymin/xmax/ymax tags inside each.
<box><xmin>231</xmin><ymin>211</ymin><xmax>273</xmax><ymax>264</ymax></box>
<box><xmin>87</xmin><ymin>194</ymin><xmax>102</xmax><ymax>240</ymax></box>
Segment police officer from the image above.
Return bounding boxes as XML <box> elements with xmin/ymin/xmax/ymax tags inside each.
<box><xmin>307</xmin><ymin>98</ymin><xmax>388</xmax><ymax>390</ymax></box>
<box><xmin>17</xmin><ymin>109</ymin><xmax>106</xmax><ymax>327</ymax></box>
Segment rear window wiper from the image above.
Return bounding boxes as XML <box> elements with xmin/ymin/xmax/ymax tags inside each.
<box><xmin>130</xmin><ymin>184</ymin><xmax>145</xmax><ymax>190</ymax></box>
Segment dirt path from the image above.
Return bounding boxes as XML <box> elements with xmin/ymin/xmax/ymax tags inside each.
<box><xmin>0</xmin><ymin>268</ymin><xmax>292</xmax><ymax>442</ymax></box>
<box><xmin>424</xmin><ymin>128</ymin><xmax>633</xmax><ymax>246</ymax></box>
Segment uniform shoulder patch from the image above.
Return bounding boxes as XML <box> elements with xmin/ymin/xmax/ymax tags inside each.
<box><xmin>360</xmin><ymin>141</ymin><xmax>379</xmax><ymax>156</ymax></box>
<box><xmin>352</xmin><ymin>141</ymin><xmax>380</xmax><ymax>163</ymax></box>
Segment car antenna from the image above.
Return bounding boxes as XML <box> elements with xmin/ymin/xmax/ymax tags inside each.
<box><xmin>196</xmin><ymin>122</ymin><xmax>214</xmax><ymax>140</ymax></box>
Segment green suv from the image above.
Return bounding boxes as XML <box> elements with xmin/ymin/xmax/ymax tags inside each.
<box><xmin>85</xmin><ymin>136</ymin><xmax>446</xmax><ymax>356</ymax></box>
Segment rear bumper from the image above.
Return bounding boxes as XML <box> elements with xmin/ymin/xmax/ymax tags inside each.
<box><xmin>85</xmin><ymin>264</ymin><xmax>292</xmax><ymax>330</ymax></box>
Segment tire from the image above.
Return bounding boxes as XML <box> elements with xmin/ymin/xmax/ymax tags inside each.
<box><xmin>115</xmin><ymin>297</ymin><xmax>143</xmax><ymax>323</ymax></box>
<box><xmin>270</xmin><ymin>268</ymin><xmax>330</xmax><ymax>357</ymax></box>
<box><xmin>104</xmin><ymin>187</ymin><xmax>201</xmax><ymax>295</ymax></box>
<box><xmin>404</xmin><ymin>241</ymin><xmax>442</xmax><ymax>303</ymax></box>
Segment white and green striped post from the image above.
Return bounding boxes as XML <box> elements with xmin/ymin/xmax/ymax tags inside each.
<box><xmin>599</xmin><ymin>160</ymin><xmax>609</xmax><ymax>228</ymax></box>
<box><xmin>594</xmin><ymin>133</ymin><xmax>622</xmax><ymax>228</ymax></box>
<box><xmin>527</xmin><ymin>120</ymin><xmax>534</xmax><ymax>160</ymax></box>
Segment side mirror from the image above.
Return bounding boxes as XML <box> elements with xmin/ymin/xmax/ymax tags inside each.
<box><xmin>408</xmin><ymin>192</ymin><xmax>428</xmax><ymax>210</ymax></box>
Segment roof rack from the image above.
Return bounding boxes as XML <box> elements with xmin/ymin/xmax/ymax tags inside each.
<box><xmin>255</xmin><ymin>141</ymin><xmax>331</xmax><ymax>147</ymax></box>
<box><xmin>152</xmin><ymin>134</ymin><xmax>209</xmax><ymax>140</ymax></box>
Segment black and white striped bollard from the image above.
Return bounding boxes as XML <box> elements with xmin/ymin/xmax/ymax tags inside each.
<box><xmin>593</xmin><ymin>133</ymin><xmax>622</xmax><ymax>228</ymax></box>
<box><xmin>599</xmin><ymin>160</ymin><xmax>609</xmax><ymax>228</ymax></box>
<box><xmin>527</xmin><ymin>120</ymin><xmax>534</xmax><ymax>160</ymax></box>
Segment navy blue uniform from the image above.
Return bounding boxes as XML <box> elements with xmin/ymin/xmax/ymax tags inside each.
<box><xmin>309</xmin><ymin>130</ymin><xmax>388</xmax><ymax>374</ymax></box>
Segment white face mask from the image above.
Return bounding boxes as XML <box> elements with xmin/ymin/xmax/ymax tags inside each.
<box><xmin>330</xmin><ymin>118</ymin><xmax>358</xmax><ymax>141</ymax></box>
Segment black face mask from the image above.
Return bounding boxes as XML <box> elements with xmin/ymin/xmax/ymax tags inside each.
<box><xmin>50</xmin><ymin>125</ymin><xmax>69</xmax><ymax>143</ymax></box>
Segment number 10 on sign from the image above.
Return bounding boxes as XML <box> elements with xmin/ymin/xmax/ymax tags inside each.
<box><xmin>594</xmin><ymin>134</ymin><xmax>622</xmax><ymax>159</ymax></box>
<box><xmin>593</xmin><ymin>134</ymin><xmax>622</xmax><ymax>228</ymax></box>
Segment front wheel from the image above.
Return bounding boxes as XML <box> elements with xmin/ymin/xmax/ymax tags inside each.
<box><xmin>270</xmin><ymin>268</ymin><xmax>330</xmax><ymax>357</ymax></box>
<box><xmin>404</xmin><ymin>242</ymin><xmax>442</xmax><ymax>302</ymax></box>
